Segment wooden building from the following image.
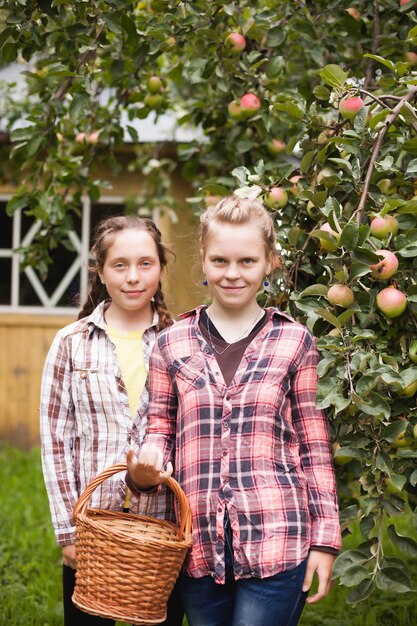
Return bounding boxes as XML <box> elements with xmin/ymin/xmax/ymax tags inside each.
<box><xmin>0</xmin><ymin>138</ymin><xmax>205</xmax><ymax>448</ymax></box>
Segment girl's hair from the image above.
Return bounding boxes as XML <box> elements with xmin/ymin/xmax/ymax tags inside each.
<box><xmin>199</xmin><ymin>194</ymin><xmax>277</xmax><ymax>259</ymax></box>
<box><xmin>78</xmin><ymin>215</ymin><xmax>173</xmax><ymax>330</ymax></box>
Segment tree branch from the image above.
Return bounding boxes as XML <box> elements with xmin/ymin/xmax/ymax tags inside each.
<box><xmin>355</xmin><ymin>85</ymin><xmax>417</xmax><ymax>224</ymax></box>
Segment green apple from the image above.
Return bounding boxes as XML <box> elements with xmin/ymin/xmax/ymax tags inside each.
<box><xmin>391</xmin><ymin>432</ymin><xmax>414</xmax><ymax>448</ymax></box>
<box><xmin>409</xmin><ymin>339</ymin><xmax>417</xmax><ymax>364</ymax></box>
<box><xmin>332</xmin><ymin>442</ymin><xmax>353</xmax><ymax>466</ymax></box>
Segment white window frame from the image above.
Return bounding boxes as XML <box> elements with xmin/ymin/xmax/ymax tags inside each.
<box><xmin>0</xmin><ymin>194</ymin><xmax>156</xmax><ymax>316</ymax></box>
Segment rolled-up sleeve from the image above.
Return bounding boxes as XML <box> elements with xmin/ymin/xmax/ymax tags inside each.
<box><xmin>144</xmin><ymin>335</ymin><xmax>178</xmax><ymax>467</ymax></box>
<box><xmin>40</xmin><ymin>333</ymin><xmax>78</xmax><ymax>546</ymax></box>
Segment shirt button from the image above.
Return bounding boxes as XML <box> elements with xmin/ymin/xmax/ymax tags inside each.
<box><xmin>222</xmin><ymin>450</ymin><xmax>228</xmax><ymax>457</ymax></box>
<box><xmin>218</xmin><ymin>506</ymin><xmax>222</xmax><ymax>513</ymax></box>
<box><xmin>80</xmin><ymin>370</ymin><xmax>88</xmax><ymax>379</ymax></box>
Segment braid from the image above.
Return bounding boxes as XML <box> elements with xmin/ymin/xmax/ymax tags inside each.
<box><xmin>78</xmin><ymin>274</ymin><xmax>107</xmax><ymax>320</ymax></box>
<box><xmin>153</xmin><ymin>284</ymin><xmax>174</xmax><ymax>331</ymax></box>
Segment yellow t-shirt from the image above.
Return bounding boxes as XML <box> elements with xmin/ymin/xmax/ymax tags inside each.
<box><xmin>105</xmin><ymin>325</ymin><xmax>147</xmax><ymax>418</ymax></box>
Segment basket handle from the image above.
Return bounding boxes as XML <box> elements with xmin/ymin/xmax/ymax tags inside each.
<box><xmin>72</xmin><ymin>463</ymin><xmax>192</xmax><ymax>539</ymax></box>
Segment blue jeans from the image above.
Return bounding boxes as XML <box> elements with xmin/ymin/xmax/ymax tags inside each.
<box><xmin>180</xmin><ymin>558</ymin><xmax>308</xmax><ymax>626</ymax></box>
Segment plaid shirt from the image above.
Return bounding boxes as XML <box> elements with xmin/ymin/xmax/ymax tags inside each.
<box><xmin>40</xmin><ymin>300</ymin><xmax>170</xmax><ymax>547</ymax></box>
<box><xmin>145</xmin><ymin>306</ymin><xmax>341</xmax><ymax>583</ymax></box>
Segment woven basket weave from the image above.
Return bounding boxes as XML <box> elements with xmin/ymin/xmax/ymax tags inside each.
<box><xmin>72</xmin><ymin>463</ymin><xmax>193</xmax><ymax>625</ymax></box>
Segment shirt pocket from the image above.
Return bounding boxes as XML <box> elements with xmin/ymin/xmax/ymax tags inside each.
<box><xmin>170</xmin><ymin>353</ymin><xmax>208</xmax><ymax>394</ymax></box>
<box><xmin>71</xmin><ymin>367</ymin><xmax>125</xmax><ymax>437</ymax></box>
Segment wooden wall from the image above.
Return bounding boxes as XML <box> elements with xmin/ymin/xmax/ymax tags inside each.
<box><xmin>0</xmin><ymin>314</ymin><xmax>74</xmax><ymax>448</ymax></box>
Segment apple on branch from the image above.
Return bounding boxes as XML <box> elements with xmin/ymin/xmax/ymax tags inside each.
<box><xmin>239</xmin><ymin>93</ymin><xmax>261</xmax><ymax>119</ymax></box>
<box><xmin>264</xmin><ymin>186</ymin><xmax>288</xmax><ymax>209</ymax></box>
<box><xmin>339</xmin><ymin>95</ymin><xmax>364</xmax><ymax>120</ymax></box>
<box><xmin>327</xmin><ymin>284</ymin><xmax>355</xmax><ymax>307</ymax></box>
<box><xmin>266</xmin><ymin>139</ymin><xmax>286</xmax><ymax>156</ymax></box>
<box><xmin>370</xmin><ymin>215</ymin><xmax>399</xmax><ymax>239</ymax></box>
<box><xmin>228</xmin><ymin>100</ymin><xmax>245</xmax><ymax>121</ymax></box>
<box><xmin>370</xmin><ymin>250</ymin><xmax>399</xmax><ymax>280</ymax></box>
<box><xmin>146</xmin><ymin>75</ymin><xmax>164</xmax><ymax>93</ymax></box>
<box><xmin>317</xmin><ymin>222</ymin><xmax>340</xmax><ymax>252</ymax></box>
<box><xmin>376</xmin><ymin>286</ymin><xmax>407</xmax><ymax>318</ymax></box>
<box><xmin>224</xmin><ymin>32</ymin><xmax>246</xmax><ymax>55</ymax></box>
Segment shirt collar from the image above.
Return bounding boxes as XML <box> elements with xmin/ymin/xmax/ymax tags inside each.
<box><xmin>86</xmin><ymin>300</ymin><xmax>159</xmax><ymax>334</ymax></box>
<box><xmin>178</xmin><ymin>304</ymin><xmax>296</xmax><ymax>325</ymax></box>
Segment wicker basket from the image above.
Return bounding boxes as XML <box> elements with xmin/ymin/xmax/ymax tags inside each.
<box><xmin>72</xmin><ymin>463</ymin><xmax>193</xmax><ymax>625</ymax></box>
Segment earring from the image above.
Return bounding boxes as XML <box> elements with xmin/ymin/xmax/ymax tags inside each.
<box><xmin>264</xmin><ymin>279</ymin><xmax>270</xmax><ymax>287</ymax></box>
<box><xmin>202</xmin><ymin>279</ymin><xmax>208</xmax><ymax>286</ymax></box>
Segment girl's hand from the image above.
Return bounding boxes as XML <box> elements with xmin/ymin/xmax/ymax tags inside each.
<box><xmin>126</xmin><ymin>443</ymin><xmax>173</xmax><ymax>489</ymax></box>
<box><xmin>62</xmin><ymin>544</ymin><xmax>76</xmax><ymax>569</ymax></box>
<box><xmin>302</xmin><ymin>550</ymin><xmax>336</xmax><ymax>604</ymax></box>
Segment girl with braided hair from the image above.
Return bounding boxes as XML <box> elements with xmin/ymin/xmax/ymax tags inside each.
<box><xmin>40</xmin><ymin>215</ymin><xmax>184</xmax><ymax>626</ymax></box>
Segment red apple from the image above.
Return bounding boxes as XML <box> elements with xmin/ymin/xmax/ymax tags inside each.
<box><xmin>370</xmin><ymin>250</ymin><xmax>399</xmax><ymax>280</ymax></box>
<box><xmin>239</xmin><ymin>93</ymin><xmax>261</xmax><ymax>118</ymax></box>
<box><xmin>339</xmin><ymin>96</ymin><xmax>364</xmax><ymax>120</ymax></box>
<box><xmin>406</xmin><ymin>51</ymin><xmax>417</xmax><ymax>66</ymax></box>
<box><xmin>318</xmin><ymin>222</ymin><xmax>340</xmax><ymax>252</ymax></box>
<box><xmin>225</xmin><ymin>32</ymin><xmax>246</xmax><ymax>55</ymax></box>
<box><xmin>289</xmin><ymin>174</ymin><xmax>303</xmax><ymax>195</ymax></box>
<box><xmin>370</xmin><ymin>215</ymin><xmax>399</xmax><ymax>239</ymax></box>
<box><xmin>327</xmin><ymin>284</ymin><xmax>354</xmax><ymax>307</ymax></box>
<box><xmin>376</xmin><ymin>287</ymin><xmax>407</xmax><ymax>318</ymax></box>
<box><xmin>264</xmin><ymin>186</ymin><xmax>288</xmax><ymax>209</ymax></box>
<box><xmin>266</xmin><ymin>139</ymin><xmax>286</xmax><ymax>155</ymax></box>
<box><xmin>346</xmin><ymin>7</ymin><xmax>361</xmax><ymax>19</ymax></box>
<box><xmin>147</xmin><ymin>75</ymin><xmax>163</xmax><ymax>93</ymax></box>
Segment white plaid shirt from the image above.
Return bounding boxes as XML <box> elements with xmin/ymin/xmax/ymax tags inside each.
<box><xmin>40</xmin><ymin>300</ymin><xmax>172</xmax><ymax>546</ymax></box>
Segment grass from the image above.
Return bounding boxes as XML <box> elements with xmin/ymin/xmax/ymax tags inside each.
<box><xmin>0</xmin><ymin>445</ymin><xmax>415</xmax><ymax>626</ymax></box>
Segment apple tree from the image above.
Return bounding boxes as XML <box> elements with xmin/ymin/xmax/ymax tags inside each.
<box><xmin>1</xmin><ymin>0</ymin><xmax>417</xmax><ymax>602</ymax></box>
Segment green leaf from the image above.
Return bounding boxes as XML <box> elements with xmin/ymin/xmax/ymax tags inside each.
<box><xmin>346</xmin><ymin>578</ymin><xmax>374</xmax><ymax>605</ymax></box>
<box><xmin>396</xmin><ymin>448</ymin><xmax>417</xmax><ymax>458</ymax></box>
<box><xmin>299</xmin><ymin>284</ymin><xmax>329</xmax><ymax>297</ymax></box>
<box><xmin>350</xmin><ymin>261</ymin><xmax>371</xmax><ymax>280</ymax></box>
<box><xmin>266</xmin><ymin>26</ymin><xmax>286</xmax><ymax>48</ymax></box>
<box><xmin>375</xmin><ymin>567</ymin><xmax>413</xmax><ymax>593</ymax></box>
<box><xmin>363</xmin><ymin>53</ymin><xmax>396</xmax><ymax>72</ymax></box>
<box><xmin>388</xmin><ymin>525</ymin><xmax>417</xmax><ymax>557</ymax></box>
<box><xmin>273</xmin><ymin>101</ymin><xmax>304</xmax><ymax>119</ymax></box>
<box><xmin>340</xmin><ymin>223</ymin><xmax>359</xmax><ymax>250</ymax></box>
<box><xmin>69</xmin><ymin>93</ymin><xmax>90</xmax><ymax>123</ymax></box>
<box><xmin>340</xmin><ymin>565</ymin><xmax>370</xmax><ymax>587</ymax></box>
<box><xmin>315</xmin><ymin>307</ymin><xmax>342</xmax><ymax>331</ymax></box>
<box><xmin>357</xmin><ymin>392</ymin><xmax>391</xmax><ymax>420</ymax></box>
<box><xmin>402</xmin><ymin>138</ymin><xmax>417</xmax><ymax>155</ymax></box>
<box><xmin>319</xmin><ymin>64</ymin><xmax>348</xmax><ymax>88</ymax></box>
<box><xmin>351</xmin><ymin>247</ymin><xmax>381</xmax><ymax>264</ymax></box>
<box><xmin>266</xmin><ymin>56</ymin><xmax>284</xmax><ymax>79</ymax></box>
<box><xmin>332</xmin><ymin>549</ymin><xmax>369</xmax><ymax>579</ymax></box>
<box><xmin>376</xmin><ymin>450</ymin><xmax>393</xmax><ymax>474</ymax></box>
<box><xmin>199</xmin><ymin>184</ymin><xmax>229</xmax><ymax>196</ymax></box>
<box><xmin>102</xmin><ymin>14</ymin><xmax>123</xmax><ymax>34</ymax></box>
<box><xmin>313</xmin><ymin>85</ymin><xmax>331</xmax><ymax>100</ymax></box>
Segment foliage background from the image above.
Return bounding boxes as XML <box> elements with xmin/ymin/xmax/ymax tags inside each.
<box><xmin>0</xmin><ymin>0</ymin><xmax>417</xmax><ymax>605</ymax></box>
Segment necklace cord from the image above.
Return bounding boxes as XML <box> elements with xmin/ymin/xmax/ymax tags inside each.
<box><xmin>206</xmin><ymin>308</ymin><xmax>263</xmax><ymax>356</ymax></box>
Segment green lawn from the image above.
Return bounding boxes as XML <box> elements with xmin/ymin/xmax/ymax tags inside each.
<box><xmin>0</xmin><ymin>445</ymin><xmax>415</xmax><ymax>626</ymax></box>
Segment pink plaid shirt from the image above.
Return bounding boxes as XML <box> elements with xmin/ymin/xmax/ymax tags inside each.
<box><xmin>145</xmin><ymin>306</ymin><xmax>341</xmax><ymax>583</ymax></box>
<box><xmin>40</xmin><ymin>300</ymin><xmax>171</xmax><ymax>546</ymax></box>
